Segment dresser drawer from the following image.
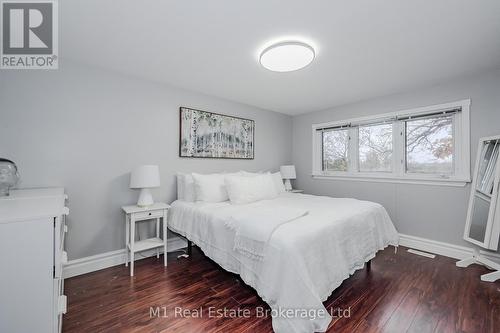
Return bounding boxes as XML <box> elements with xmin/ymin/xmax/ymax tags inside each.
<box><xmin>133</xmin><ymin>209</ymin><xmax>163</xmax><ymax>221</ymax></box>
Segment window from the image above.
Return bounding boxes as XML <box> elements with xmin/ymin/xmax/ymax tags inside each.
<box><xmin>405</xmin><ymin>115</ymin><xmax>453</xmax><ymax>174</ymax></box>
<box><xmin>312</xmin><ymin>100</ymin><xmax>470</xmax><ymax>186</ymax></box>
<box><xmin>359</xmin><ymin>123</ymin><xmax>393</xmax><ymax>172</ymax></box>
<box><xmin>322</xmin><ymin>129</ymin><xmax>349</xmax><ymax>171</ymax></box>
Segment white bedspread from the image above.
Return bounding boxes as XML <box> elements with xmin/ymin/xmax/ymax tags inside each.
<box><xmin>226</xmin><ymin>204</ymin><xmax>308</xmax><ymax>260</ymax></box>
<box><xmin>168</xmin><ymin>193</ymin><xmax>399</xmax><ymax>333</ymax></box>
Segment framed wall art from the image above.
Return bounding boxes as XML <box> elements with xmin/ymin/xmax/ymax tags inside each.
<box><xmin>179</xmin><ymin>107</ymin><xmax>255</xmax><ymax>159</ymax></box>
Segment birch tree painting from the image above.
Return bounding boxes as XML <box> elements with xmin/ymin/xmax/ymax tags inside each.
<box><xmin>179</xmin><ymin>107</ymin><xmax>254</xmax><ymax>159</ymax></box>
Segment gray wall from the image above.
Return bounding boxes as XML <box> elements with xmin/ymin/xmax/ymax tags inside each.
<box><xmin>293</xmin><ymin>69</ymin><xmax>500</xmax><ymax>252</ymax></box>
<box><xmin>2</xmin><ymin>60</ymin><xmax>499</xmax><ymax>261</ymax></box>
<box><xmin>0</xmin><ymin>61</ymin><xmax>292</xmax><ymax>260</ymax></box>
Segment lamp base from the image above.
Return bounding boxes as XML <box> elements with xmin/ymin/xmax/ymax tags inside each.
<box><xmin>284</xmin><ymin>179</ymin><xmax>293</xmax><ymax>191</ymax></box>
<box><xmin>137</xmin><ymin>188</ymin><xmax>154</xmax><ymax>207</ymax></box>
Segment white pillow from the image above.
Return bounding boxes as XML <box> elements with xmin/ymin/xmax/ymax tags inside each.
<box><xmin>192</xmin><ymin>173</ymin><xmax>229</xmax><ymax>202</ymax></box>
<box><xmin>239</xmin><ymin>170</ymin><xmax>262</xmax><ymax>177</ymax></box>
<box><xmin>225</xmin><ymin>173</ymin><xmax>278</xmax><ymax>204</ymax></box>
<box><xmin>183</xmin><ymin>174</ymin><xmax>196</xmax><ymax>202</ymax></box>
<box><xmin>176</xmin><ymin>173</ymin><xmax>185</xmax><ymax>200</ymax></box>
<box><xmin>271</xmin><ymin>172</ymin><xmax>286</xmax><ymax>194</ymax></box>
<box><xmin>176</xmin><ymin>173</ymin><xmax>196</xmax><ymax>202</ymax></box>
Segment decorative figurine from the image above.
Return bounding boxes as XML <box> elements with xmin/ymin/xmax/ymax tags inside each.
<box><xmin>0</xmin><ymin>158</ymin><xmax>20</xmax><ymax>196</ymax></box>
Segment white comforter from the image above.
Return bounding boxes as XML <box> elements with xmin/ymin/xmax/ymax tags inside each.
<box><xmin>168</xmin><ymin>193</ymin><xmax>399</xmax><ymax>333</ymax></box>
<box><xmin>226</xmin><ymin>204</ymin><xmax>309</xmax><ymax>260</ymax></box>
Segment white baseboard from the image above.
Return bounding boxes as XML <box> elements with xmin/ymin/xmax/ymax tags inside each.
<box><xmin>63</xmin><ymin>237</ymin><xmax>187</xmax><ymax>279</ymax></box>
<box><xmin>399</xmin><ymin>233</ymin><xmax>500</xmax><ymax>262</ymax></box>
<box><xmin>64</xmin><ymin>233</ymin><xmax>499</xmax><ymax>279</ymax></box>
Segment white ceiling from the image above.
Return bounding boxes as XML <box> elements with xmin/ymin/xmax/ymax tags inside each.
<box><xmin>62</xmin><ymin>0</ymin><xmax>500</xmax><ymax>115</ymax></box>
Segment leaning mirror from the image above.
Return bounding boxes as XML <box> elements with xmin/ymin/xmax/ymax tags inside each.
<box><xmin>465</xmin><ymin>137</ymin><xmax>500</xmax><ymax>249</ymax></box>
<box><xmin>457</xmin><ymin>135</ymin><xmax>500</xmax><ymax>282</ymax></box>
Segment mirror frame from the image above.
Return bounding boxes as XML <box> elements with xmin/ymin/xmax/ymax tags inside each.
<box><xmin>463</xmin><ymin>135</ymin><xmax>500</xmax><ymax>250</ymax></box>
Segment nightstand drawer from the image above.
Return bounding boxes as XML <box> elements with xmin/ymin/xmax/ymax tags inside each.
<box><xmin>134</xmin><ymin>209</ymin><xmax>163</xmax><ymax>220</ymax></box>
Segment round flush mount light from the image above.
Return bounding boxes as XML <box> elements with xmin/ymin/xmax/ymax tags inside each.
<box><xmin>259</xmin><ymin>41</ymin><xmax>315</xmax><ymax>72</ymax></box>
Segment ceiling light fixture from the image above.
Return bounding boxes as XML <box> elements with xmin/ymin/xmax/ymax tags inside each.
<box><xmin>259</xmin><ymin>41</ymin><xmax>315</xmax><ymax>72</ymax></box>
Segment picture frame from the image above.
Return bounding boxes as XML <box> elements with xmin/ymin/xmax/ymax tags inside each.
<box><xmin>179</xmin><ymin>107</ymin><xmax>255</xmax><ymax>159</ymax></box>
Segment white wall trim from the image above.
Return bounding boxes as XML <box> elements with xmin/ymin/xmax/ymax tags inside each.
<box><xmin>63</xmin><ymin>236</ymin><xmax>187</xmax><ymax>279</ymax></box>
<box><xmin>311</xmin><ymin>175</ymin><xmax>468</xmax><ymax>187</ymax></box>
<box><xmin>399</xmin><ymin>233</ymin><xmax>500</xmax><ymax>262</ymax></box>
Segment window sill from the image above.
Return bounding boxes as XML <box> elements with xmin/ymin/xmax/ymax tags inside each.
<box><xmin>311</xmin><ymin>173</ymin><xmax>470</xmax><ymax>187</ymax></box>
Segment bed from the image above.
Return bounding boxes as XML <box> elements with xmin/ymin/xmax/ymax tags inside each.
<box><xmin>168</xmin><ymin>191</ymin><xmax>399</xmax><ymax>333</ymax></box>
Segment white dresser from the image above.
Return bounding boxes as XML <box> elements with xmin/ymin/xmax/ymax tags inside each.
<box><xmin>0</xmin><ymin>188</ymin><xmax>69</xmax><ymax>333</ymax></box>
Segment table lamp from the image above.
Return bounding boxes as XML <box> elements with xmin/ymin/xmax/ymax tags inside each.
<box><xmin>129</xmin><ymin>165</ymin><xmax>160</xmax><ymax>207</ymax></box>
<box><xmin>280</xmin><ymin>165</ymin><xmax>296</xmax><ymax>191</ymax></box>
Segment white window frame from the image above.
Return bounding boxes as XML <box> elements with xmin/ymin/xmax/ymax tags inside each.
<box><xmin>312</xmin><ymin>99</ymin><xmax>471</xmax><ymax>187</ymax></box>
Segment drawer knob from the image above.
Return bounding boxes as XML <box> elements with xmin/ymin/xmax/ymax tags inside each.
<box><xmin>148</xmin><ymin>213</ymin><xmax>152</xmax><ymax>216</ymax></box>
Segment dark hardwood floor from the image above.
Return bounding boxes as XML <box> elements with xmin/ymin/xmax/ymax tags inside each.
<box><xmin>63</xmin><ymin>246</ymin><xmax>500</xmax><ymax>333</ymax></box>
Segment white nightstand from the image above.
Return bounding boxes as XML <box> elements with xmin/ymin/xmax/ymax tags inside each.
<box><xmin>121</xmin><ymin>203</ymin><xmax>170</xmax><ymax>276</ymax></box>
<box><xmin>289</xmin><ymin>189</ymin><xmax>304</xmax><ymax>193</ymax></box>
